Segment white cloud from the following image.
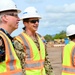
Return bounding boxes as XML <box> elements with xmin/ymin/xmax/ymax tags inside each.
<box><xmin>24</xmin><ymin>0</ymin><xmax>43</xmax><ymax>3</ymax></box>
<box><xmin>46</xmin><ymin>3</ymin><xmax>75</xmax><ymax>13</ymax></box>
<box><xmin>39</xmin><ymin>3</ymin><xmax>75</xmax><ymax>35</ymax></box>
<box><xmin>64</xmin><ymin>3</ymin><xmax>75</xmax><ymax>13</ymax></box>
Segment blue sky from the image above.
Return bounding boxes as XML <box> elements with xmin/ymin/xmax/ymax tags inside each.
<box><xmin>12</xmin><ymin>0</ymin><xmax>75</xmax><ymax>36</ymax></box>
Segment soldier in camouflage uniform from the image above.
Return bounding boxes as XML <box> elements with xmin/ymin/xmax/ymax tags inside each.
<box><xmin>14</xmin><ymin>36</ymin><xmax>54</xmax><ymax>75</ymax></box>
<box><xmin>13</xmin><ymin>6</ymin><xmax>55</xmax><ymax>75</ymax></box>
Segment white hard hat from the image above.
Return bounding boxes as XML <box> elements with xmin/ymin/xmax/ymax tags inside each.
<box><xmin>66</xmin><ymin>24</ymin><xmax>75</xmax><ymax>36</ymax></box>
<box><xmin>0</xmin><ymin>0</ymin><xmax>21</xmax><ymax>13</ymax></box>
<box><xmin>21</xmin><ymin>6</ymin><xmax>41</xmax><ymax>20</ymax></box>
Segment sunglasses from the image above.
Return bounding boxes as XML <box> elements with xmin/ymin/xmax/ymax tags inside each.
<box><xmin>6</xmin><ymin>13</ymin><xmax>18</xmax><ymax>18</ymax></box>
<box><xmin>28</xmin><ymin>20</ymin><xmax>39</xmax><ymax>23</ymax></box>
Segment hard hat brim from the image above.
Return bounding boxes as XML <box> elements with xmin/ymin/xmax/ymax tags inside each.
<box><xmin>0</xmin><ymin>8</ymin><xmax>21</xmax><ymax>13</ymax></box>
<box><xmin>20</xmin><ymin>16</ymin><xmax>41</xmax><ymax>20</ymax></box>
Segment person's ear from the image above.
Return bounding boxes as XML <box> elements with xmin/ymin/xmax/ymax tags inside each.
<box><xmin>2</xmin><ymin>15</ymin><xmax>8</xmax><ymax>23</ymax></box>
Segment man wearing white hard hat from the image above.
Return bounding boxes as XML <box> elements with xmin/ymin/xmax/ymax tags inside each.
<box><xmin>14</xmin><ymin>6</ymin><xmax>54</xmax><ymax>75</ymax></box>
<box><xmin>62</xmin><ymin>24</ymin><xmax>75</xmax><ymax>75</ymax></box>
<box><xmin>0</xmin><ymin>0</ymin><xmax>24</xmax><ymax>75</ymax></box>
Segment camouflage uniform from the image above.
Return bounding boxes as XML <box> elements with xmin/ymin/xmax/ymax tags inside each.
<box><xmin>13</xmin><ymin>33</ymin><xmax>54</xmax><ymax>75</ymax></box>
<box><xmin>13</xmin><ymin>40</ymin><xmax>26</xmax><ymax>75</ymax></box>
<box><xmin>44</xmin><ymin>44</ymin><xmax>54</xmax><ymax>75</ymax></box>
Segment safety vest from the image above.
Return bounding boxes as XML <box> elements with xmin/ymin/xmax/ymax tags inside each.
<box><xmin>62</xmin><ymin>41</ymin><xmax>75</xmax><ymax>75</ymax></box>
<box><xmin>0</xmin><ymin>31</ymin><xmax>23</xmax><ymax>75</ymax></box>
<box><xmin>15</xmin><ymin>32</ymin><xmax>46</xmax><ymax>75</ymax></box>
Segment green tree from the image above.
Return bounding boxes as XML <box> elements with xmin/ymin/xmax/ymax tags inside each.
<box><xmin>44</xmin><ymin>34</ymin><xmax>52</xmax><ymax>42</ymax></box>
<box><xmin>53</xmin><ymin>30</ymin><xmax>67</xmax><ymax>39</ymax></box>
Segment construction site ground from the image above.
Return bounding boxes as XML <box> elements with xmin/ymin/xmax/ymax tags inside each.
<box><xmin>47</xmin><ymin>44</ymin><xmax>64</xmax><ymax>75</ymax></box>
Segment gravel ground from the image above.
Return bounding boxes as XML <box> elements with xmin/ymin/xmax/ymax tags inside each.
<box><xmin>47</xmin><ymin>46</ymin><xmax>64</xmax><ymax>75</ymax></box>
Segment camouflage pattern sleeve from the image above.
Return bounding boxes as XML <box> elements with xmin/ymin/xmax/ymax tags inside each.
<box><xmin>0</xmin><ymin>36</ymin><xmax>5</xmax><ymax>62</ymax></box>
<box><xmin>44</xmin><ymin>44</ymin><xmax>55</xmax><ymax>75</ymax></box>
<box><xmin>13</xmin><ymin>40</ymin><xmax>26</xmax><ymax>75</ymax></box>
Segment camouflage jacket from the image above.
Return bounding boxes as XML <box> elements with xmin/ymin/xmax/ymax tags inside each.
<box><xmin>13</xmin><ymin>36</ymin><xmax>54</xmax><ymax>75</ymax></box>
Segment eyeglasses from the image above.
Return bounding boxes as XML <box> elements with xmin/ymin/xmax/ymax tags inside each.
<box><xmin>28</xmin><ymin>20</ymin><xmax>39</xmax><ymax>23</ymax></box>
<box><xmin>6</xmin><ymin>13</ymin><xmax>18</xmax><ymax>18</ymax></box>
